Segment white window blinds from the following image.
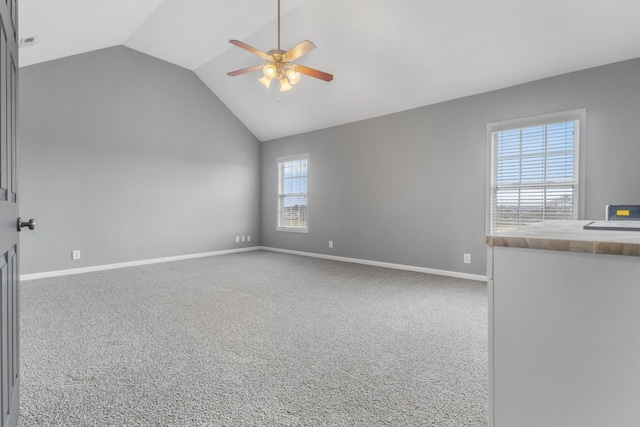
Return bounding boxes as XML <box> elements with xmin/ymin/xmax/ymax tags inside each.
<box><xmin>490</xmin><ymin>119</ymin><xmax>579</xmax><ymax>233</ymax></box>
<box><xmin>277</xmin><ymin>154</ymin><xmax>308</xmax><ymax>232</ymax></box>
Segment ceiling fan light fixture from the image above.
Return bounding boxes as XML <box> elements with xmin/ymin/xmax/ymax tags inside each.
<box><xmin>263</xmin><ymin>63</ymin><xmax>277</xmax><ymax>78</ymax></box>
<box><xmin>286</xmin><ymin>69</ymin><xmax>301</xmax><ymax>85</ymax></box>
<box><xmin>259</xmin><ymin>75</ymin><xmax>272</xmax><ymax>89</ymax></box>
<box><xmin>279</xmin><ymin>78</ymin><xmax>293</xmax><ymax>92</ymax></box>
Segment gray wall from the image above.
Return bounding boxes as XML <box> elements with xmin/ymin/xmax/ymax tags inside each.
<box><xmin>261</xmin><ymin>57</ymin><xmax>640</xmax><ymax>276</ymax></box>
<box><xmin>19</xmin><ymin>50</ymin><xmax>640</xmax><ymax>277</ymax></box>
<box><xmin>19</xmin><ymin>46</ymin><xmax>260</xmax><ymax>275</ymax></box>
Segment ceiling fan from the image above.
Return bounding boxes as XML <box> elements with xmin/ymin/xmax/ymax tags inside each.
<box><xmin>226</xmin><ymin>0</ymin><xmax>333</xmax><ymax>92</ymax></box>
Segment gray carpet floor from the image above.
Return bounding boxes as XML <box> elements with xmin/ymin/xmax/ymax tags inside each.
<box><xmin>19</xmin><ymin>250</ymin><xmax>487</xmax><ymax>426</ymax></box>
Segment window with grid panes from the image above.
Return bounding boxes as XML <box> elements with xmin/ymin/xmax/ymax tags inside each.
<box><xmin>489</xmin><ymin>111</ymin><xmax>583</xmax><ymax>233</ymax></box>
<box><xmin>277</xmin><ymin>154</ymin><xmax>309</xmax><ymax>232</ymax></box>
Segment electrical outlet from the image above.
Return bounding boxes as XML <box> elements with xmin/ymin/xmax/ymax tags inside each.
<box><xmin>235</xmin><ymin>236</ymin><xmax>240</xmax><ymax>243</ymax></box>
<box><xmin>241</xmin><ymin>236</ymin><xmax>246</xmax><ymax>242</ymax></box>
<box><xmin>247</xmin><ymin>235</ymin><xmax>251</xmax><ymax>242</ymax></box>
<box><xmin>464</xmin><ymin>253</ymin><xmax>471</xmax><ymax>264</ymax></box>
<box><xmin>329</xmin><ymin>241</ymin><xmax>333</xmax><ymax>249</ymax></box>
<box><xmin>72</xmin><ymin>250</ymin><xmax>81</xmax><ymax>260</ymax></box>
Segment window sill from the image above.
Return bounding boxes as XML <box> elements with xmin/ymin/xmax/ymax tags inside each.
<box><xmin>277</xmin><ymin>227</ymin><xmax>309</xmax><ymax>233</ymax></box>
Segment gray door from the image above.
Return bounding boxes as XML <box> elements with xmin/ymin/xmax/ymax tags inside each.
<box><xmin>0</xmin><ymin>0</ymin><xmax>19</xmax><ymax>426</ymax></box>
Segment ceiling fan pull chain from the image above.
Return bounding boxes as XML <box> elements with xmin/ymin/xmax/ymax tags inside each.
<box><xmin>277</xmin><ymin>79</ymin><xmax>281</xmax><ymax>102</ymax></box>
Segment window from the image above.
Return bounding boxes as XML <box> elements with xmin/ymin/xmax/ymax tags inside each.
<box><xmin>488</xmin><ymin>110</ymin><xmax>585</xmax><ymax>234</ymax></box>
<box><xmin>277</xmin><ymin>154</ymin><xmax>308</xmax><ymax>232</ymax></box>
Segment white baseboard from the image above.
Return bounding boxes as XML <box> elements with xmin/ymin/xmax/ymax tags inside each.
<box><xmin>21</xmin><ymin>246</ymin><xmax>487</xmax><ymax>282</ymax></box>
<box><xmin>260</xmin><ymin>247</ymin><xmax>488</xmax><ymax>282</ymax></box>
<box><xmin>19</xmin><ymin>247</ymin><xmax>262</xmax><ymax>281</ymax></box>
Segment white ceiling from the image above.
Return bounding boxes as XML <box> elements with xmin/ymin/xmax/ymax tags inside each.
<box><xmin>19</xmin><ymin>0</ymin><xmax>640</xmax><ymax>142</ymax></box>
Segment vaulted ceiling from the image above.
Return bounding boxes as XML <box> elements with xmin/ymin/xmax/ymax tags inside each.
<box><xmin>19</xmin><ymin>0</ymin><xmax>640</xmax><ymax>141</ymax></box>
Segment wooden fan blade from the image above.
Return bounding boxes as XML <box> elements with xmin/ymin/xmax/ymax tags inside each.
<box><xmin>227</xmin><ymin>64</ymin><xmax>264</xmax><ymax>77</ymax></box>
<box><xmin>292</xmin><ymin>64</ymin><xmax>333</xmax><ymax>82</ymax></box>
<box><xmin>283</xmin><ymin>40</ymin><xmax>316</xmax><ymax>62</ymax></box>
<box><xmin>229</xmin><ymin>40</ymin><xmax>272</xmax><ymax>60</ymax></box>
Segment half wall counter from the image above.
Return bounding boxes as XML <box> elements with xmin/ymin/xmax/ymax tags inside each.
<box><xmin>486</xmin><ymin>220</ymin><xmax>640</xmax><ymax>427</ymax></box>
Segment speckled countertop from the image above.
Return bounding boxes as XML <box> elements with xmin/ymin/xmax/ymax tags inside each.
<box><xmin>486</xmin><ymin>220</ymin><xmax>640</xmax><ymax>256</ymax></box>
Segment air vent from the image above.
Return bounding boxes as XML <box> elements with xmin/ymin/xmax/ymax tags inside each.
<box><xmin>19</xmin><ymin>36</ymin><xmax>37</xmax><ymax>48</ymax></box>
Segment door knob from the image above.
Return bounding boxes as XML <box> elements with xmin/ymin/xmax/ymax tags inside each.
<box><xmin>17</xmin><ymin>218</ymin><xmax>36</xmax><ymax>231</ymax></box>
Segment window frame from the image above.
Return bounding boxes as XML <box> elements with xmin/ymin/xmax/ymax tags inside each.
<box><xmin>486</xmin><ymin>109</ymin><xmax>586</xmax><ymax>235</ymax></box>
<box><xmin>277</xmin><ymin>153</ymin><xmax>309</xmax><ymax>233</ymax></box>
